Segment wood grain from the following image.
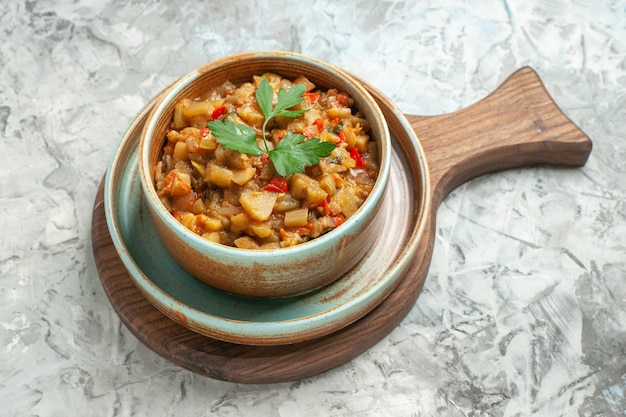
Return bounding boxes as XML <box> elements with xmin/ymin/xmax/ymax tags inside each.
<box><xmin>407</xmin><ymin>66</ymin><xmax>592</xmax><ymax>206</ymax></box>
<box><xmin>91</xmin><ymin>67</ymin><xmax>591</xmax><ymax>383</ymax></box>
<box><xmin>92</xmin><ymin>179</ymin><xmax>434</xmax><ymax>383</ymax></box>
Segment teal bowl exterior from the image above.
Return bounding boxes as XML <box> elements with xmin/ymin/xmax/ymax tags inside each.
<box><xmin>138</xmin><ymin>51</ymin><xmax>391</xmax><ymax>298</ymax></box>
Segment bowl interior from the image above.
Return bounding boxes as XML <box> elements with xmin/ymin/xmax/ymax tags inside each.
<box><xmin>145</xmin><ymin>53</ymin><xmax>389</xmax><ymax>180</ymax></box>
<box><xmin>139</xmin><ymin>51</ymin><xmax>391</xmax><ymax>260</ymax></box>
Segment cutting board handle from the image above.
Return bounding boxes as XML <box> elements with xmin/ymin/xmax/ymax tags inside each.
<box><xmin>405</xmin><ymin>66</ymin><xmax>592</xmax><ymax>207</ymax></box>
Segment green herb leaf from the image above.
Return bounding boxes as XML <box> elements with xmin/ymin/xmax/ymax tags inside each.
<box><xmin>255</xmin><ymin>77</ymin><xmax>274</xmax><ymax>119</ymax></box>
<box><xmin>269</xmin><ymin>133</ymin><xmax>336</xmax><ymax>176</ymax></box>
<box><xmin>256</xmin><ymin>77</ymin><xmax>307</xmax><ymax>120</ymax></box>
<box><xmin>274</xmin><ymin>82</ymin><xmax>306</xmax><ymax>114</ymax></box>
<box><xmin>207</xmin><ymin>119</ymin><xmax>263</xmax><ymax>156</ymax></box>
<box><xmin>208</xmin><ymin>77</ymin><xmax>337</xmax><ymax>176</ymax></box>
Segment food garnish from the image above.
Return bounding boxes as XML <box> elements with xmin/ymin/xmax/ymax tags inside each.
<box><xmin>207</xmin><ymin>77</ymin><xmax>336</xmax><ymax>176</ymax></box>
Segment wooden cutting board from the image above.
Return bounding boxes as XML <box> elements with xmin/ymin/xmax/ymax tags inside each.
<box><xmin>91</xmin><ymin>67</ymin><xmax>591</xmax><ymax>383</ymax></box>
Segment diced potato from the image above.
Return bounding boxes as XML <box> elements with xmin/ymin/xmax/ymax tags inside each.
<box><xmin>284</xmin><ymin>208</ymin><xmax>309</xmax><ymax>227</ymax></box>
<box><xmin>319</xmin><ymin>159</ymin><xmax>347</xmax><ymax>175</ymax></box>
<box><xmin>331</xmin><ymin>146</ymin><xmax>350</xmax><ymax>160</ymax></box>
<box><xmin>239</xmin><ymin>191</ymin><xmax>278</xmax><ymax>221</ymax></box>
<box><xmin>279</xmin><ymin>229</ymin><xmax>303</xmax><ymax>248</ymax></box>
<box><xmin>303</xmin><ymin>184</ymin><xmax>327</xmax><ymax>208</ymax></box>
<box><xmin>234</xmin><ymin>82</ymin><xmax>256</xmax><ymax>102</ymax></box>
<box><xmin>232</xmin><ymin>167</ymin><xmax>257</xmax><ymax>185</ymax></box>
<box><xmin>230</xmin><ymin>212</ymin><xmax>249</xmax><ymax>231</ymax></box>
<box><xmin>183</xmin><ymin>100</ymin><xmax>211</xmax><ymax>118</ymax></box>
<box><xmin>283</xmin><ymin>118</ymin><xmax>304</xmax><ymax>133</ymax></box>
<box><xmin>343</xmin><ymin>154</ymin><xmax>358</xmax><ymax>169</ymax></box>
<box><xmin>202</xmin><ymin>231</ymin><xmax>221</xmax><ymax>243</ymax></box>
<box><xmin>289</xmin><ymin>173</ymin><xmax>314</xmax><ymax>199</ymax></box>
<box><xmin>167</xmin><ymin>130</ymin><xmax>183</xmax><ymax>142</ymax></box>
<box><xmin>318</xmin><ymin>175</ymin><xmax>337</xmax><ymax>196</ymax></box>
<box><xmin>199</xmin><ymin>132</ymin><xmax>217</xmax><ymax>150</ymax></box>
<box><xmin>172</xmin><ymin>141</ymin><xmax>188</xmax><ymax>164</ymax></box>
<box><xmin>214</xmin><ymin>145</ymin><xmax>226</xmax><ymax>164</ymax></box>
<box><xmin>273</xmin><ymin>194</ymin><xmax>300</xmax><ymax>212</ymax></box>
<box><xmin>205</xmin><ymin>164</ymin><xmax>233</xmax><ymax>187</ymax></box>
<box><xmin>234</xmin><ymin>236</ymin><xmax>260</xmax><ymax>249</ymax></box>
<box><xmin>249</xmin><ymin>222</ymin><xmax>272</xmax><ymax>238</ymax></box>
<box><xmin>180</xmin><ymin>213</ymin><xmax>197</xmax><ymax>233</ymax></box>
<box><xmin>191</xmin><ymin>198</ymin><xmax>205</xmax><ymax>214</ymax></box>
<box><xmin>165</xmin><ymin>170</ymin><xmax>191</xmax><ymax>196</ymax></box>
<box><xmin>355</xmin><ymin>134</ymin><xmax>369</xmax><ymax>153</ymax></box>
<box><xmin>330</xmin><ymin>188</ymin><xmax>360</xmax><ymax>217</ymax></box>
<box><xmin>319</xmin><ymin>131</ymin><xmax>340</xmax><ymax>144</ymax></box>
<box><xmin>210</xmin><ymin>98</ymin><xmax>225</xmax><ymax>108</ymax></box>
<box><xmin>293</xmin><ymin>75</ymin><xmax>316</xmax><ymax>92</ymax></box>
<box><xmin>254</xmin><ymin>73</ymin><xmax>282</xmax><ymax>89</ymax></box>
<box><xmin>199</xmin><ymin>215</ymin><xmax>222</xmax><ymax>232</ymax></box>
<box><xmin>260</xmin><ymin>241</ymin><xmax>281</xmax><ymax>249</ymax></box>
<box><xmin>327</xmin><ymin>107</ymin><xmax>352</xmax><ymax>119</ymax></box>
<box><xmin>173</xmin><ymin>99</ymin><xmax>192</xmax><ymax>129</ymax></box>
<box><xmin>350</xmin><ymin>116</ymin><xmax>370</xmax><ymax>132</ymax></box>
<box><xmin>171</xmin><ymin>193</ymin><xmax>195</xmax><ymax>212</ymax></box>
<box><xmin>289</xmin><ymin>173</ymin><xmax>328</xmax><ymax>208</ymax></box>
<box><xmin>237</xmin><ymin>104</ymin><xmax>264</xmax><ymax>127</ymax></box>
<box><xmin>342</xmin><ymin>126</ymin><xmax>357</xmax><ymax>149</ymax></box>
<box><xmin>224</xmin><ymin>151</ymin><xmax>250</xmax><ymax>170</ymax></box>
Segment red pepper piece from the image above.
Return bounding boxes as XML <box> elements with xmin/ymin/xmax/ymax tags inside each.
<box><xmin>332</xmin><ymin>214</ymin><xmax>345</xmax><ymax>227</ymax></box>
<box><xmin>350</xmin><ymin>148</ymin><xmax>365</xmax><ymax>168</ymax></box>
<box><xmin>318</xmin><ymin>199</ymin><xmax>335</xmax><ymax>216</ymax></box>
<box><xmin>264</xmin><ymin>177</ymin><xmax>289</xmax><ymax>193</ymax></box>
<box><xmin>162</xmin><ymin>171</ymin><xmax>176</xmax><ymax>194</ymax></box>
<box><xmin>337</xmin><ymin>131</ymin><xmax>346</xmax><ymax>143</ymax></box>
<box><xmin>314</xmin><ymin>118</ymin><xmax>324</xmax><ymax>132</ymax></box>
<box><xmin>336</xmin><ymin>92</ymin><xmax>350</xmax><ymax>107</ymax></box>
<box><xmin>302</xmin><ymin>91</ymin><xmax>320</xmax><ymax>103</ymax></box>
<box><xmin>294</xmin><ymin>223</ymin><xmax>312</xmax><ymax>236</ymax></box>
<box><xmin>211</xmin><ymin>105</ymin><xmax>227</xmax><ymax>120</ymax></box>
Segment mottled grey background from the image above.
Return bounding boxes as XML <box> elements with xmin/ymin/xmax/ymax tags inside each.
<box><xmin>0</xmin><ymin>0</ymin><xmax>624</xmax><ymax>416</ymax></box>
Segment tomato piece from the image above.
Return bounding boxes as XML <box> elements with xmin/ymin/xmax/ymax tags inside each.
<box><xmin>162</xmin><ymin>171</ymin><xmax>176</xmax><ymax>194</ymax></box>
<box><xmin>211</xmin><ymin>105</ymin><xmax>227</xmax><ymax>120</ymax></box>
<box><xmin>350</xmin><ymin>148</ymin><xmax>365</xmax><ymax>168</ymax></box>
<box><xmin>336</xmin><ymin>92</ymin><xmax>350</xmax><ymax>107</ymax></box>
<box><xmin>293</xmin><ymin>224</ymin><xmax>312</xmax><ymax>236</ymax></box>
<box><xmin>302</xmin><ymin>91</ymin><xmax>319</xmax><ymax>103</ymax></box>
<box><xmin>264</xmin><ymin>177</ymin><xmax>289</xmax><ymax>193</ymax></box>
<box><xmin>332</xmin><ymin>214</ymin><xmax>345</xmax><ymax>227</ymax></box>
<box><xmin>318</xmin><ymin>199</ymin><xmax>334</xmax><ymax>216</ymax></box>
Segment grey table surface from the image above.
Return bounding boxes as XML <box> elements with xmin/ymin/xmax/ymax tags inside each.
<box><xmin>1</xmin><ymin>1</ymin><xmax>624</xmax><ymax>416</ymax></box>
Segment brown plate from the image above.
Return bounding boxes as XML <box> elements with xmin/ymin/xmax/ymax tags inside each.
<box><xmin>91</xmin><ymin>67</ymin><xmax>591</xmax><ymax>383</ymax></box>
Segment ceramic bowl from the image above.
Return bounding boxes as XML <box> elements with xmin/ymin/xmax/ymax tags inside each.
<box><xmin>138</xmin><ymin>51</ymin><xmax>391</xmax><ymax>298</ymax></box>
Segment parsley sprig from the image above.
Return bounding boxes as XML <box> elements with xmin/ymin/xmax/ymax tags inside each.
<box><xmin>207</xmin><ymin>77</ymin><xmax>336</xmax><ymax>176</ymax></box>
